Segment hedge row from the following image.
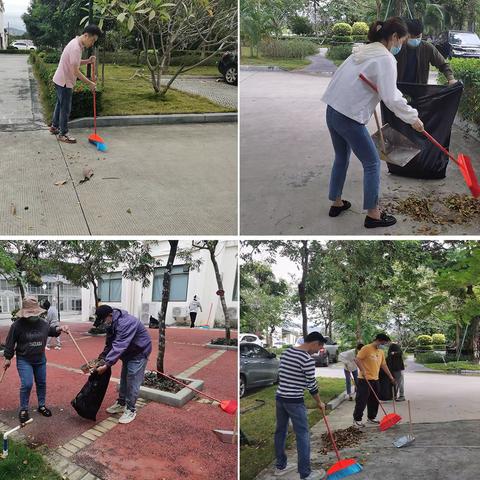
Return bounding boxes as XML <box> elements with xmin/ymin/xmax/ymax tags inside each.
<box><xmin>30</xmin><ymin>52</ymin><xmax>102</xmax><ymax>121</ymax></box>
<box><xmin>327</xmin><ymin>44</ymin><xmax>353</xmax><ymax>61</ymax></box>
<box><xmin>440</xmin><ymin>58</ymin><xmax>480</xmax><ymax>128</ymax></box>
<box><xmin>259</xmin><ymin>38</ymin><xmax>318</xmax><ymax>59</ymax></box>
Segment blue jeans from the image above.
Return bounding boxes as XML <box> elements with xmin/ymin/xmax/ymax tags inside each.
<box><xmin>344</xmin><ymin>369</ymin><xmax>358</xmax><ymax>395</ymax></box>
<box><xmin>275</xmin><ymin>400</ymin><xmax>311</xmax><ymax>479</ymax></box>
<box><xmin>52</xmin><ymin>83</ymin><xmax>73</xmax><ymax>135</ymax></box>
<box><xmin>118</xmin><ymin>355</ymin><xmax>148</xmax><ymax>412</ymax></box>
<box><xmin>326</xmin><ymin>105</ymin><xmax>381</xmax><ymax>210</ymax></box>
<box><xmin>16</xmin><ymin>356</ymin><xmax>47</xmax><ymax>410</ymax></box>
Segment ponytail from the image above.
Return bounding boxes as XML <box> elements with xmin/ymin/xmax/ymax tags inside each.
<box><xmin>368</xmin><ymin>17</ymin><xmax>408</xmax><ymax>43</ymax></box>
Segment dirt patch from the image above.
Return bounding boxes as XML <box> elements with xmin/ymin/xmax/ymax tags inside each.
<box><xmin>320</xmin><ymin>426</ymin><xmax>365</xmax><ymax>455</ymax></box>
<box><xmin>143</xmin><ymin>371</ymin><xmax>184</xmax><ymax>393</ymax></box>
<box><xmin>384</xmin><ymin>193</ymin><xmax>480</xmax><ymax>230</ymax></box>
<box><xmin>210</xmin><ymin>337</ymin><xmax>238</xmax><ymax>346</ymax></box>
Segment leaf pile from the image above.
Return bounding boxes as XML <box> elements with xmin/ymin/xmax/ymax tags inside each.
<box><xmin>143</xmin><ymin>371</ymin><xmax>184</xmax><ymax>393</ymax></box>
<box><xmin>320</xmin><ymin>426</ymin><xmax>365</xmax><ymax>455</ymax></box>
<box><xmin>384</xmin><ymin>193</ymin><xmax>480</xmax><ymax>225</ymax></box>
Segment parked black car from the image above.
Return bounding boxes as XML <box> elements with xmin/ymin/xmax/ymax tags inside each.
<box><xmin>240</xmin><ymin>343</ymin><xmax>279</xmax><ymax>397</ymax></box>
<box><xmin>435</xmin><ymin>30</ymin><xmax>480</xmax><ymax>59</ymax></box>
<box><xmin>218</xmin><ymin>51</ymin><xmax>238</xmax><ymax>85</ymax></box>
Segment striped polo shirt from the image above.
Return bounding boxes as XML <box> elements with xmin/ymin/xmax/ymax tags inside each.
<box><xmin>276</xmin><ymin>347</ymin><xmax>318</xmax><ymax>403</ymax></box>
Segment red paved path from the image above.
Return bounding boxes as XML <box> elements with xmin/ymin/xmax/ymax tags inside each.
<box><xmin>0</xmin><ymin>322</ymin><xmax>238</xmax><ymax>479</ymax></box>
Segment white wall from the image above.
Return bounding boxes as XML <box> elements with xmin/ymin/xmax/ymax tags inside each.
<box><xmin>81</xmin><ymin>241</ymin><xmax>238</xmax><ymax>329</ymax></box>
<box><xmin>0</xmin><ymin>12</ymin><xmax>5</xmax><ymax>49</ymax></box>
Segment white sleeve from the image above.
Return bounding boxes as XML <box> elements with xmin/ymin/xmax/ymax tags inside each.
<box><xmin>377</xmin><ymin>57</ymin><xmax>419</xmax><ymax>125</ymax></box>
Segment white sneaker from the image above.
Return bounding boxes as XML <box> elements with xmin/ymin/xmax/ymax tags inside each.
<box><xmin>45</xmin><ymin>346</ymin><xmax>51</xmax><ymax>350</ymax></box>
<box><xmin>55</xmin><ymin>346</ymin><xmax>61</xmax><ymax>350</ymax></box>
<box><xmin>118</xmin><ymin>409</ymin><xmax>136</xmax><ymax>424</ymax></box>
<box><xmin>273</xmin><ymin>463</ymin><xmax>297</xmax><ymax>476</ymax></box>
<box><xmin>367</xmin><ymin>418</ymin><xmax>380</xmax><ymax>424</ymax></box>
<box><xmin>353</xmin><ymin>420</ymin><xmax>365</xmax><ymax>428</ymax></box>
<box><xmin>106</xmin><ymin>401</ymin><xmax>125</xmax><ymax>414</ymax></box>
<box><xmin>302</xmin><ymin>469</ymin><xmax>326</xmax><ymax>480</ymax></box>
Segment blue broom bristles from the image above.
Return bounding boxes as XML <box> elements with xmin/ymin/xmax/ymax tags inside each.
<box><xmin>328</xmin><ymin>463</ymin><xmax>363</xmax><ymax>480</ymax></box>
<box><xmin>96</xmin><ymin>142</ymin><xmax>108</xmax><ymax>152</ymax></box>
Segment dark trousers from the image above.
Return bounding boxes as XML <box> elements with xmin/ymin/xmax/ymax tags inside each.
<box><xmin>353</xmin><ymin>378</ymin><xmax>380</xmax><ymax>421</ymax></box>
<box><xmin>52</xmin><ymin>83</ymin><xmax>73</xmax><ymax>135</ymax></box>
<box><xmin>190</xmin><ymin>312</ymin><xmax>197</xmax><ymax>328</ymax></box>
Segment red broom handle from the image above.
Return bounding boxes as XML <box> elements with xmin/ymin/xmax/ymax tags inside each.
<box><xmin>359</xmin><ymin>73</ymin><xmax>460</xmax><ymax>167</ymax></box>
<box><xmin>0</xmin><ymin>367</ymin><xmax>6</xmax><ymax>384</ymax></box>
<box><xmin>364</xmin><ymin>378</ymin><xmax>388</xmax><ymax>416</ymax></box>
<box><xmin>92</xmin><ymin>62</ymin><xmax>96</xmax><ymax>135</ymax></box>
<box><xmin>156</xmin><ymin>370</ymin><xmax>221</xmax><ymax>403</ymax></box>
<box><xmin>321</xmin><ymin>404</ymin><xmax>342</xmax><ymax>462</ymax></box>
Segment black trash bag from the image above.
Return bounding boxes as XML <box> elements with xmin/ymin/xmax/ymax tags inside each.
<box><xmin>381</xmin><ymin>81</ymin><xmax>463</xmax><ymax>179</ymax></box>
<box><xmin>71</xmin><ymin>369</ymin><xmax>111</xmax><ymax>421</ymax></box>
<box><xmin>378</xmin><ymin>369</ymin><xmax>393</xmax><ymax>401</ymax></box>
<box><xmin>149</xmin><ymin>315</ymin><xmax>159</xmax><ymax>329</ymax></box>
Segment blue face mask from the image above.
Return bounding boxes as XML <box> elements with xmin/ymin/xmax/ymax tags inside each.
<box><xmin>390</xmin><ymin>44</ymin><xmax>402</xmax><ymax>55</ymax></box>
<box><xmin>408</xmin><ymin>38</ymin><xmax>421</xmax><ymax>48</ymax></box>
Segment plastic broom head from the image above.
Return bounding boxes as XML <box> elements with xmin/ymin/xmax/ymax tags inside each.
<box><xmin>96</xmin><ymin>142</ymin><xmax>108</xmax><ymax>152</ymax></box>
<box><xmin>220</xmin><ymin>400</ymin><xmax>237</xmax><ymax>415</ymax></box>
<box><xmin>457</xmin><ymin>153</ymin><xmax>480</xmax><ymax>198</ymax></box>
<box><xmin>380</xmin><ymin>413</ymin><xmax>402</xmax><ymax>431</ymax></box>
<box><xmin>327</xmin><ymin>458</ymin><xmax>363</xmax><ymax>479</ymax></box>
<box><xmin>89</xmin><ymin>133</ymin><xmax>104</xmax><ymax>143</ymax></box>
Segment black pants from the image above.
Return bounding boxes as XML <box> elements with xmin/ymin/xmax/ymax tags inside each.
<box><xmin>190</xmin><ymin>312</ymin><xmax>197</xmax><ymax>328</ymax></box>
<box><xmin>353</xmin><ymin>378</ymin><xmax>380</xmax><ymax>421</ymax></box>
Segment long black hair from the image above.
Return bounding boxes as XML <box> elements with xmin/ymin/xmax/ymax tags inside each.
<box><xmin>368</xmin><ymin>17</ymin><xmax>408</xmax><ymax>43</ymax></box>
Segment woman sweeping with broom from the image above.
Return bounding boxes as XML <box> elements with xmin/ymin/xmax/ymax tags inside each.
<box><xmin>322</xmin><ymin>17</ymin><xmax>425</xmax><ymax>229</ymax></box>
<box><xmin>2</xmin><ymin>297</ymin><xmax>70</xmax><ymax>424</ymax></box>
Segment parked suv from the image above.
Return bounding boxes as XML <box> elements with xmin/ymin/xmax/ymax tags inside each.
<box><xmin>435</xmin><ymin>31</ymin><xmax>480</xmax><ymax>59</ymax></box>
<box><xmin>11</xmin><ymin>41</ymin><xmax>37</xmax><ymax>51</ymax></box>
<box><xmin>218</xmin><ymin>51</ymin><xmax>237</xmax><ymax>85</ymax></box>
<box><xmin>240</xmin><ymin>343</ymin><xmax>279</xmax><ymax>397</ymax></box>
<box><xmin>239</xmin><ymin>333</ymin><xmax>264</xmax><ymax>347</ymax></box>
<box><xmin>296</xmin><ymin>335</ymin><xmax>339</xmax><ymax>367</ymax></box>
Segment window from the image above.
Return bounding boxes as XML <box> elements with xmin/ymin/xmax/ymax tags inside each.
<box><xmin>232</xmin><ymin>266</ymin><xmax>238</xmax><ymax>301</ymax></box>
<box><xmin>98</xmin><ymin>272</ymin><xmax>122</xmax><ymax>302</ymax></box>
<box><xmin>152</xmin><ymin>265</ymin><xmax>189</xmax><ymax>302</ymax></box>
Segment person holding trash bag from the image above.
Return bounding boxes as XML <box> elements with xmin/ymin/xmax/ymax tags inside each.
<box><xmin>353</xmin><ymin>334</ymin><xmax>396</xmax><ymax>427</ymax></box>
<box><xmin>338</xmin><ymin>343</ymin><xmax>364</xmax><ymax>401</ymax></box>
<box><xmin>387</xmin><ymin>343</ymin><xmax>406</xmax><ymax>401</ymax></box>
<box><xmin>322</xmin><ymin>17</ymin><xmax>424</xmax><ymax>229</ymax></box>
<box><xmin>44</xmin><ymin>300</ymin><xmax>61</xmax><ymax>351</ymax></box>
<box><xmin>2</xmin><ymin>296</ymin><xmax>70</xmax><ymax>424</ymax></box>
<box><xmin>395</xmin><ymin>19</ymin><xmax>456</xmax><ymax>85</ymax></box>
<box><xmin>94</xmin><ymin>305</ymin><xmax>152</xmax><ymax>424</ymax></box>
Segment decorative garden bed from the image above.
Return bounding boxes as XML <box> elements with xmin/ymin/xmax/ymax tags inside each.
<box><xmin>205</xmin><ymin>337</ymin><xmax>238</xmax><ymax>351</ymax></box>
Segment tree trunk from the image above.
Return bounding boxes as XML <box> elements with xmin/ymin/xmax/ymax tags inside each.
<box><xmin>16</xmin><ymin>279</ymin><xmax>25</xmax><ymax>299</ymax></box>
<box><xmin>299</xmin><ymin>240</ymin><xmax>309</xmax><ymax>339</ymax></box>
<box><xmin>376</xmin><ymin>0</ymin><xmax>381</xmax><ymax>19</ymax></box>
<box><xmin>157</xmin><ymin>240</ymin><xmax>178</xmax><ymax>375</ymax></box>
<box><xmin>92</xmin><ymin>281</ymin><xmax>99</xmax><ymax>308</ymax></box>
<box><xmin>208</xmin><ymin>242</ymin><xmax>231</xmax><ymax>340</ymax></box>
<box><xmin>466</xmin><ymin>285</ymin><xmax>480</xmax><ymax>362</ymax></box>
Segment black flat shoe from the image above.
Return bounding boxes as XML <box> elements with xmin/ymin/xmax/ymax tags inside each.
<box><xmin>329</xmin><ymin>200</ymin><xmax>352</xmax><ymax>217</ymax></box>
<box><xmin>364</xmin><ymin>212</ymin><xmax>397</xmax><ymax>228</ymax></box>
<box><xmin>38</xmin><ymin>406</ymin><xmax>52</xmax><ymax>417</ymax></box>
<box><xmin>19</xmin><ymin>409</ymin><xmax>29</xmax><ymax>424</ymax></box>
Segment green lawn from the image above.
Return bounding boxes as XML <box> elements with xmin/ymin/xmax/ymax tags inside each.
<box><xmin>240</xmin><ymin>377</ymin><xmax>345</xmax><ymax>480</ymax></box>
<box><xmin>424</xmin><ymin>361</ymin><xmax>480</xmax><ymax>372</ymax></box>
<box><xmin>240</xmin><ymin>46</ymin><xmax>311</xmax><ymax>71</ymax></box>
<box><xmin>0</xmin><ymin>439</ymin><xmax>62</xmax><ymax>480</ymax></box>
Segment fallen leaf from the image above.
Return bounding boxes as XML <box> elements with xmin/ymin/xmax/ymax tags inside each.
<box><xmin>10</xmin><ymin>203</ymin><xmax>16</xmax><ymax>215</ymax></box>
<box><xmin>126</xmin><ymin>208</ymin><xmax>132</xmax><ymax>214</ymax></box>
<box><xmin>54</xmin><ymin>180</ymin><xmax>68</xmax><ymax>186</ymax></box>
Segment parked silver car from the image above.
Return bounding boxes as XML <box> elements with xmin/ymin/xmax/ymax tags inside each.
<box><xmin>240</xmin><ymin>343</ymin><xmax>279</xmax><ymax>397</ymax></box>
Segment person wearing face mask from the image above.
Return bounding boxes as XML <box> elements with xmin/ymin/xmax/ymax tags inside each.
<box><xmin>50</xmin><ymin>24</ymin><xmax>102</xmax><ymax>144</ymax></box>
<box><xmin>395</xmin><ymin>19</ymin><xmax>456</xmax><ymax>85</ymax></box>
<box><xmin>322</xmin><ymin>17</ymin><xmax>424</xmax><ymax>229</ymax></box>
<box><xmin>353</xmin><ymin>333</ymin><xmax>396</xmax><ymax>428</ymax></box>
<box><xmin>94</xmin><ymin>305</ymin><xmax>152</xmax><ymax>424</ymax></box>
<box><xmin>2</xmin><ymin>297</ymin><xmax>70</xmax><ymax>424</ymax></box>
<box><xmin>274</xmin><ymin>332</ymin><xmax>327</xmax><ymax>480</ymax></box>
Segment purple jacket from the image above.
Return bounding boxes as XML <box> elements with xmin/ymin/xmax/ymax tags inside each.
<box><xmin>100</xmin><ymin>309</ymin><xmax>152</xmax><ymax>366</ymax></box>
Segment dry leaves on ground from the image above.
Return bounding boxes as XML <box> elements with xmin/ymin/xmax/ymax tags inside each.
<box><xmin>320</xmin><ymin>426</ymin><xmax>365</xmax><ymax>455</ymax></box>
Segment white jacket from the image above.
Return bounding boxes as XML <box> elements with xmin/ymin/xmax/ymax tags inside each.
<box><xmin>338</xmin><ymin>348</ymin><xmax>358</xmax><ymax>372</ymax></box>
<box><xmin>322</xmin><ymin>42</ymin><xmax>418</xmax><ymax>125</ymax></box>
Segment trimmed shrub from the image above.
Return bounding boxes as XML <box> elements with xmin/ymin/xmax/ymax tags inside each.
<box><xmin>352</xmin><ymin>22</ymin><xmax>369</xmax><ymax>36</ymax></box>
<box><xmin>327</xmin><ymin>44</ymin><xmax>353</xmax><ymax>61</ymax></box>
<box><xmin>332</xmin><ymin>23</ymin><xmax>352</xmax><ymax>36</ymax></box>
<box><xmin>439</xmin><ymin>58</ymin><xmax>480</xmax><ymax>128</ymax></box>
<box><xmin>259</xmin><ymin>38</ymin><xmax>318</xmax><ymax>59</ymax></box>
<box><xmin>416</xmin><ymin>352</ymin><xmax>444</xmax><ymax>364</ymax></box>
<box><xmin>416</xmin><ymin>334</ymin><xmax>433</xmax><ymax>346</ymax></box>
<box><xmin>352</xmin><ymin>35</ymin><xmax>368</xmax><ymax>42</ymax></box>
<box><xmin>43</xmin><ymin>51</ymin><xmax>61</xmax><ymax>63</ymax></box>
<box><xmin>30</xmin><ymin>52</ymin><xmax>102</xmax><ymax>121</ymax></box>
<box><xmin>432</xmin><ymin>333</ymin><xmax>446</xmax><ymax>344</ymax></box>
<box><xmin>331</xmin><ymin>35</ymin><xmax>354</xmax><ymax>44</ymax></box>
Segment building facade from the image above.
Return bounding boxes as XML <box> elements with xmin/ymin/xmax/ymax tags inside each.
<box><xmin>81</xmin><ymin>241</ymin><xmax>239</xmax><ymax>328</ymax></box>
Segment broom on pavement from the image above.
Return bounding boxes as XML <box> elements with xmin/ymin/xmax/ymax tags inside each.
<box><xmin>320</xmin><ymin>403</ymin><xmax>362</xmax><ymax>479</ymax></box>
<box><xmin>364</xmin><ymin>378</ymin><xmax>401</xmax><ymax>431</ymax></box>
<box><xmin>88</xmin><ymin>62</ymin><xmax>107</xmax><ymax>152</ymax></box>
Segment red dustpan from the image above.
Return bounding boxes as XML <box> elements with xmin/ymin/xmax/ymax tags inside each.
<box><xmin>88</xmin><ymin>63</ymin><xmax>107</xmax><ymax>151</ymax></box>
<box><xmin>359</xmin><ymin>73</ymin><xmax>479</xmax><ymax>198</ymax></box>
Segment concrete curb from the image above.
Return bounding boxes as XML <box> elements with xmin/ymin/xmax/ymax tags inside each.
<box><xmin>205</xmin><ymin>343</ymin><xmax>238</xmax><ymax>351</ymax></box>
<box><xmin>326</xmin><ymin>389</ymin><xmax>348</xmax><ymax>411</ymax></box>
<box><xmin>69</xmin><ymin>112</ymin><xmax>237</xmax><ymax>129</ymax></box>
<box><xmin>131</xmin><ymin>375</ymin><xmax>204</xmax><ymax>407</ymax></box>
<box><xmin>240</xmin><ymin>65</ymin><xmax>287</xmax><ymax>72</ymax></box>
